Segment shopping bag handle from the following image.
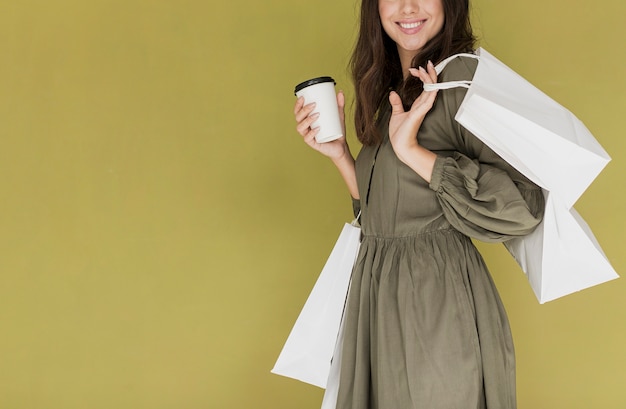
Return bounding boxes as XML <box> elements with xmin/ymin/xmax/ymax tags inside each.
<box><xmin>423</xmin><ymin>52</ymin><xmax>479</xmax><ymax>91</ymax></box>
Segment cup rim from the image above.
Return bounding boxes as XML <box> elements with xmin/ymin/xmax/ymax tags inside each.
<box><xmin>294</xmin><ymin>76</ymin><xmax>336</xmax><ymax>95</ymax></box>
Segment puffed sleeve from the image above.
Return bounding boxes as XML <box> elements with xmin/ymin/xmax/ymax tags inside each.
<box><xmin>429</xmin><ymin>151</ymin><xmax>544</xmax><ymax>242</ymax></box>
<box><xmin>427</xmin><ymin>56</ymin><xmax>544</xmax><ymax>242</ymax></box>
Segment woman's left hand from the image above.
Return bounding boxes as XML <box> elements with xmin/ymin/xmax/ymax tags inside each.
<box><xmin>388</xmin><ymin>61</ymin><xmax>438</xmax><ymax>164</ymax></box>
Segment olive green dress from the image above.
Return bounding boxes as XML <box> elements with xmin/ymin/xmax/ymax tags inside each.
<box><xmin>335</xmin><ymin>57</ymin><xmax>544</xmax><ymax>409</ymax></box>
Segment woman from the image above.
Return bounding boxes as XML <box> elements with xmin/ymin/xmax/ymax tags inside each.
<box><xmin>294</xmin><ymin>0</ymin><xmax>544</xmax><ymax>407</ymax></box>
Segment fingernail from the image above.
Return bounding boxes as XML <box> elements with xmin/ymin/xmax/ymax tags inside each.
<box><xmin>428</xmin><ymin>60</ymin><xmax>434</xmax><ymax>68</ymax></box>
<box><xmin>419</xmin><ymin>66</ymin><xmax>427</xmax><ymax>73</ymax></box>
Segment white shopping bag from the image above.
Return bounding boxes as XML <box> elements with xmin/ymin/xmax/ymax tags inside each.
<box><xmin>426</xmin><ymin>48</ymin><xmax>611</xmax><ymax>210</ymax></box>
<box><xmin>427</xmin><ymin>48</ymin><xmax>618</xmax><ymax>303</ymax></box>
<box><xmin>272</xmin><ymin>220</ymin><xmax>361</xmax><ymax>388</ymax></box>
<box><xmin>320</xmin><ymin>302</ymin><xmax>347</xmax><ymax>409</ymax></box>
<box><xmin>506</xmin><ymin>192</ymin><xmax>618</xmax><ymax>304</ymax></box>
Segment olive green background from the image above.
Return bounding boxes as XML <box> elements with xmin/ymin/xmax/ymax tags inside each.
<box><xmin>1</xmin><ymin>1</ymin><xmax>624</xmax><ymax>408</ymax></box>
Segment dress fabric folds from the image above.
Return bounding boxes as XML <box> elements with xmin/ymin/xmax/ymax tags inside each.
<box><xmin>335</xmin><ymin>57</ymin><xmax>545</xmax><ymax>409</ymax></box>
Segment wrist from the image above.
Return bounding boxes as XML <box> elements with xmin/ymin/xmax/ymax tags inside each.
<box><xmin>330</xmin><ymin>143</ymin><xmax>354</xmax><ymax>165</ymax></box>
<box><xmin>397</xmin><ymin>144</ymin><xmax>436</xmax><ymax>183</ymax></box>
<box><xmin>393</xmin><ymin>140</ymin><xmax>420</xmax><ymax>165</ymax></box>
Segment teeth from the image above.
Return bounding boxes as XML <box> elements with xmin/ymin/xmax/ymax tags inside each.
<box><xmin>400</xmin><ymin>21</ymin><xmax>423</xmax><ymax>29</ymax></box>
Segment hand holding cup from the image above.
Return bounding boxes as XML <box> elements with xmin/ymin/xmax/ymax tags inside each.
<box><xmin>294</xmin><ymin>77</ymin><xmax>347</xmax><ymax>160</ymax></box>
<box><xmin>294</xmin><ymin>77</ymin><xmax>344</xmax><ymax>143</ymax></box>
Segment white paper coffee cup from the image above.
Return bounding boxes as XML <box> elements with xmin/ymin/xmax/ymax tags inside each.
<box><xmin>294</xmin><ymin>76</ymin><xmax>343</xmax><ymax>143</ymax></box>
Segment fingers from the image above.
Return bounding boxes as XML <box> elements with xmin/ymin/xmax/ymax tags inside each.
<box><xmin>294</xmin><ymin>96</ymin><xmax>322</xmax><ymax>140</ymax></box>
<box><xmin>294</xmin><ymin>97</ymin><xmax>316</xmax><ymax>123</ymax></box>
<box><xmin>406</xmin><ymin>61</ymin><xmax>438</xmax><ymax>112</ymax></box>
<box><xmin>296</xmin><ymin>111</ymin><xmax>320</xmax><ymax>137</ymax></box>
<box><xmin>389</xmin><ymin>91</ymin><xmax>405</xmax><ymax>115</ymax></box>
<box><xmin>337</xmin><ymin>91</ymin><xmax>346</xmax><ymax>123</ymax></box>
<box><xmin>408</xmin><ymin>60</ymin><xmax>438</xmax><ymax>85</ymax></box>
<box><xmin>337</xmin><ymin>90</ymin><xmax>347</xmax><ymax>135</ymax></box>
<box><xmin>426</xmin><ymin>60</ymin><xmax>437</xmax><ymax>81</ymax></box>
<box><xmin>293</xmin><ymin>95</ymin><xmax>304</xmax><ymax>115</ymax></box>
<box><xmin>302</xmin><ymin>125</ymin><xmax>320</xmax><ymax>146</ymax></box>
<box><xmin>337</xmin><ymin>90</ymin><xmax>345</xmax><ymax>111</ymax></box>
<box><xmin>410</xmin><ymin>66</ymin><xmax>434</xmax><ymax>84</ymax></box>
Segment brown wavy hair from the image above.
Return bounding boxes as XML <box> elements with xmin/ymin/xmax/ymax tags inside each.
<box><xmin>351</xmin><ymin>0</ymin><xmax>476</xmax><ymax>145</ymax></box>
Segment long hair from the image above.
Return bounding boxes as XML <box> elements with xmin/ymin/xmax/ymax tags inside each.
<box><xmin>351</xmin><ymin>0</ymin><xmax>476</xmax><ymax>145</ymax></box>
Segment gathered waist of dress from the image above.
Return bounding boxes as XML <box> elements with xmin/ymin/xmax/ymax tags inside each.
<box><xmin>361</xmin><ymin>227</ymin><xmax>467</xmax><ymax>241</ymax></box>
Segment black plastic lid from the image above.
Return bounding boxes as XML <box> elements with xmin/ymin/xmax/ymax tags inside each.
<box><xmin>294</xmin><ymin>76</ymin><xmax>336</xmax><ymax>95</ymax></box>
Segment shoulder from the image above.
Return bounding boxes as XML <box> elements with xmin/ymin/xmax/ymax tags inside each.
<box><xmin>438</xmin><ymin>54</ymin><xmax>478</xmax><ymax>83</ymax></box>
<box><xmin>435</xmin><ymin>53</ymin><xmax>478</xmax><ymax>108</ymax></box>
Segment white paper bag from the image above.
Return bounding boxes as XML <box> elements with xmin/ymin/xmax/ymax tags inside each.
<box><xmin>426</xmin><ymin>48</ymin><xmax>611</xmax><ymax>210</ymax></box>
<box><xmin>320</xmin><ymin>302</ymin><xmax>347</xmax><ymax>409</ymax></box>
<box><xmin>506</xmin><ymin>192</ymin><xmax>618</xmax><ymax>303</ymax></box>
<box><xmin>427</xmin><ymin>48</ymin><xmax>618</xmax><ymax>303</ymax></box>
<box><xmin>271</xmin><ymin>222</ymin><xmax>361</xmax><ymax>388</ymax></box>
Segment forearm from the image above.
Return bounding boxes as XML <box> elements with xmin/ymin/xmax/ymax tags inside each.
<box><xmin>331</xmin><ymin>149</ymin><xmax>359</xmax><ymax>199</ymax></box>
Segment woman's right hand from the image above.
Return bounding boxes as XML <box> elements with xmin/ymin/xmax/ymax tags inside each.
<box><xmin>294</xmin><ymin>91</ymin><xmax>349</xmax><ymax>161</ymax></box>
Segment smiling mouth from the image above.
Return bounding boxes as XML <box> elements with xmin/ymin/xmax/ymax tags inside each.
<box><xmin>399</xmin><ymin>21</ymin><xmax>425</xmax><ymax>29</ymax></box>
